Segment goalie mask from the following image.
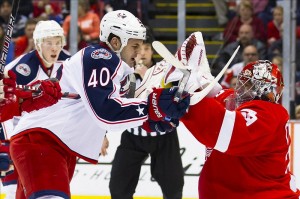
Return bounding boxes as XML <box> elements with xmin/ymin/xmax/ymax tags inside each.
<box><xmin>234</xmin><ymin>60</ymin><xmax>284</xmax><ymax>106</ymax></box>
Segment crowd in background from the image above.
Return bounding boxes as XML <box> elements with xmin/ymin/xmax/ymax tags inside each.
<box><xmin>211</xmin><ymin>0</ymin><xmax>300</xmax><ymax>118</ymax></box>
<box><xmin>1</xmin><ymin>0</ymin><xmax>300</xmax><ymax>117</ymax></box>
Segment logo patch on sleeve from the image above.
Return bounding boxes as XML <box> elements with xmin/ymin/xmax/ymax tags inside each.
<box><xmin>16</xmin><ymin>64</ymin><xmax>31</xmax><ymax>76</ymax></box>
<box><xmin>91</xmin><ymin>49</ymin><xmax>112</xmax><ymax>60</ymax></box>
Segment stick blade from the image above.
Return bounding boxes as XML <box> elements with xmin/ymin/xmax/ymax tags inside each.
<box><xmin>190</xmin><ymin>45</ymin><xmax>240</xmax><ymax>105</ymax></box>
<box><xmin>152</xmin><ymin>41</ymin><xmax>186</xmax><ymax>70</ymax></box>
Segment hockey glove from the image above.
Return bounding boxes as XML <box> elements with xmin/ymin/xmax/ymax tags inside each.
<box><xmin>147</xmin><ymin>87</ymin><xmax>190</xmax><ymax>121</ymax></box>
<box><xmin>21</xmin><ymin>79</ymin><xmax>62</xmax><ymax>113</ymax></box>
<box><xmin>1</xmin><ymin>70</ymin><xmax>17</xmax><ymax>104</ymax></box>
<box><xmin>0</xmin><ymin>71</ymin><xmax>21</xmax><ymax>121</ymax></box>
<box><xmin>142</xmin><ymin>119</ymin><xmax>179</xmax><ymax>134</ymax></box>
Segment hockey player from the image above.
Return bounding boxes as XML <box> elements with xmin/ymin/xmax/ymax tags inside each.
<box><xmin>181</xmin><ymin>60</ymin><xmax>300</xmax><ymax>199</ymax></box>
<box><xmin>139</xmin><ymin>31</ymin><xmax>299</xmax><ymax>198</ymax></box>
<box><xmin>1</xmin><ymin>20</ymin><xmax>70</xmax><ymax>199</ymax></box>
<box><xmin>8</xmin><ymin>10</ymin><xmax>189</xmax><ymax>199</ymax></box>
<box><xmin>109</xmin><ymin>28</ymin><xmax>184</xmax><ymax>199</ymax></box>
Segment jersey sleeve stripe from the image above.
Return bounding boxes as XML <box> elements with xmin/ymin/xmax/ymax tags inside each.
<box><xmin>214</xmin><ymin>110</ymin><xmax>236</xmax><ymax>152</ymax></box>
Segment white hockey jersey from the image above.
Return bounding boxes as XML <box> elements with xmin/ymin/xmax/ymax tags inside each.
<box><xmin>12</xmin><ymin>44</ymin><xmax>148</xmax><ymax>163</ymax></box>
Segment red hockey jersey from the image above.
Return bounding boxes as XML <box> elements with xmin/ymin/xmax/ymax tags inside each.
<box><xmin>181</xmin><ymin>90</ymin><xmax>299</xmax><ymax>199</ymax></box>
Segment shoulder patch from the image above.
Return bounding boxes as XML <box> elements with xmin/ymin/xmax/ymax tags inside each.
<box><xmin>16</xmin><ymin>64</ymin><xmax>31</xmax><ymax>76</ymax></box>
<box><xmin>91</xmin><ymin>49</ymin><xmax>112</xmax><ymax>60</ymax></box>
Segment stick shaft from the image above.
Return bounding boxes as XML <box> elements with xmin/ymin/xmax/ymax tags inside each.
<box><xmin>16</xmin><ymin>85</ymin><xmax>81</xmax><ymax>99</ymax></box>
<box><xmin>0</xmin><ymin>0</ymin><xmax>20</xmax><ymax>75</ymax></box>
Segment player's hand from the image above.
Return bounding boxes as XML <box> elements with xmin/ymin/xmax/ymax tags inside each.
<box><xmin>141</xmin><ymin>118</ymin><xmax>179</xmax><ymax>133</ymax></box>
<box><xmin>1</xmin><ymin>70</ymin><xmax>17</xmax><ymax>104</ymax></box>
<box><xmin>147</xmin><ymin>87</ymin><xmax>190</xmax><ymax>121</ymax></box>
<box><xmin>0</xmin><ymin>71</ymin><xmax>22</xmax><ymax>121</ymax></box>
<box><xmin>100</xmin><ymin>136</ymin><xmax>109</xmax><ymax>156</ymax></box>
<box><xmin>21</xmin><ymin>79</ymin><xmax>62</xmax><ymax>113</ymax></box>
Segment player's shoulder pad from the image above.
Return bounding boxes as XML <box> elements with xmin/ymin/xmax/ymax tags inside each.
<box><xmin>83</xmin><ymin>44</ymin><xmax>120</xmax><ymax>70</ymax></box>
<box><xmin>58</xmin><ymin>49</ymin><xmax>71</xmax><ymax>60</ymax></box>
<box><xmin>10</xmin><ymin>50</ymin><xmax>40</xmax><ymax>85</ymax></box>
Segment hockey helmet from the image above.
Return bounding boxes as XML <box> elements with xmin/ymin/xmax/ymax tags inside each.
<box><xmin>33</xmin><ymin>20</ymin><xmax>66</xmax><ymax>47</ymax></box>
<box><xmin>99</xmin><ymin>10</ymin><xmax>146</xmax><ymax>52</ymax></box>
<box><xmin>235</xmin><ymin>60</ymin><xmax>284</xmax><ymax>105</ymax></box>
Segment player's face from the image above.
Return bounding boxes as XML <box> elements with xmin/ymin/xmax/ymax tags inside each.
<box><xmin>137</xmin><ymin>43</ymin><xmax>153</xmax><ymax>68</ymax></box>
<box><xmin>40</xmin><ymin>36</ymin><xmax>63</xmax><ymax>66</ymax></box>
<box><xmin>120</xmin><ymin>39</ymin><xmax>143</xmax><ymax>67</ymax></box>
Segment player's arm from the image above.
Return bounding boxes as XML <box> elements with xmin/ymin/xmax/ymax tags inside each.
<box><xmin>80</xmin><ymin>52</ymin><xmax>189</xmax><ymax>132</ymax></box>
<box><xmin>181</xmin><ymin>97</ymin><xmax>285</xmax><ymax>156</ymax></box>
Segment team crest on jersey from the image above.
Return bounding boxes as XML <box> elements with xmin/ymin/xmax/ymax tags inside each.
<box><xmin>117</xmin><ymin>12</ymin><xmax>127</xmax><ymax>19</ymax></box>
<box><xmin>152</xmin><ymin>63</ymin><xmax>165</xmax><ymax>75</ymax></box>
<box><xmin>16</xmin><ymin>64</ymin><xmax>31</xmax><ymax>76</ymax></box>
<box><xmin>91</xmin><ymin>49</ymin><xmax>112</xmax><ymax>60</ymax></box>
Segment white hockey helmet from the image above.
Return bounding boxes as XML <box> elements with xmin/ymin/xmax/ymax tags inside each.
<box><xmin>33</xmin><ymin>20</ymin><xmax>66</xmax><ymax>47</ymax></box>
<box><xmin>99</xmin><ymin>10</ymin><xmax>146</xmax><ymax>53</ymax></box>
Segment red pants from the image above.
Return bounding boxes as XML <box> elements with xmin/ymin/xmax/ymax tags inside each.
<box><xmin>10</xmin><ymin>130</ymin><xmax>77</xmax><ymax>199</ymax></box>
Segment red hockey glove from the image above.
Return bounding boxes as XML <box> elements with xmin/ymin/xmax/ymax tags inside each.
<box><xmin>21</xmin><ymin>79</ymin><xmax>62</xmax><ymax>113</ymax></box>
<box><xmin>147</xmin><ymin>87</ymin><xmax>190</xmax><ymax>121</ymax></box>
<box><xmin>142</xmin><ymin>119</ymin><xmax>179</xmax><ymax>133</ymax></box>
<box><xmin>1</xmin><ymin>70</ymin><xmax>17</xmax><ymax>103</ymax></box>
<box><xmin>0</xmin><ymin>71</ymin><xmax>21</xmax><ymax>121</ymax></box>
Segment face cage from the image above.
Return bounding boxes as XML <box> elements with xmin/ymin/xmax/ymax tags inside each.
<box><xmin>226</xmin><ymin>75</ymin><xmax>267</xmax><ymax>109</ymax></box>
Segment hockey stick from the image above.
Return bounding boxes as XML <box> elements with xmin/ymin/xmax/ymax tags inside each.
<box><xmin>16</xmin><ymin>78</ymin><xmax>81</xmax><ymax>99</ymax></box>
<box><xmin>152</xmin><ymin>41</ymin><xmax>240</xmax><ymax>105</ymax></box>
<box><xmin>152</xmin><ymin>41</ymin><xmax>191</xmax><ymax>102</ymax></box>
<box><xmin>0</xmin><ymin>0</ymin><xmax>79</xmax><ymax>99</ymax></box>
<box><xmin>0</xmin><ymin>0</ymin><xmax>20</xmax><ymax>78</ymax></box>
<box><xmin>190</xmin><ymin>45</ymin><xmax>240</xmax><ymax>105</ymax></box>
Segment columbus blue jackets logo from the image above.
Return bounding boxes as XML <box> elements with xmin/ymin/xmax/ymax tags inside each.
<box><xmin>91</xmin><ymin>49</ymin><xmax>112</xmax><ymax>60</ymax></box>
<box><xmin>117</xmin><ymin>12</ymin><xmax>127</xmax><ymax>19</ymax></box>
<box><xmin>16</xmin><ymin>64</ymin><xmax>31</xmax><ymax>76</ymax></box>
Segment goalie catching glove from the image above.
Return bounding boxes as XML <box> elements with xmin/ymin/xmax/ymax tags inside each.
<box><xmin>163</xmin><ymin>32</ymin><xmax>222</xmax><ymax>98</ymax></box>
<box><xmin>147</xmin><ymin>87</ymin><xmax>190</xmax><ymax>121</ymax></box>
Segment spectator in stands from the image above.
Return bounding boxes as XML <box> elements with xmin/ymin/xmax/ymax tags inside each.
<box><xmin>211</xmin><ymin>0</ymin><xmax>228</xmax><ymax>27</ymax></box>
<box><xmin>223</xmin><ymin>0</ymin><xmax>266</xmax><ymax>45</ymax></box>
<box><xmin>14</xmin><ymin>19</ymin><xmax>37</xmax><ymax>58</ymax></box>
<box><xmin>0</xmin><ymin>0</ymin><xmax>28</xmax><ymax>38</ymax></box>
<box><xmin>229</xmin><ymin>76</ymin><xmax>237</xmax><ymax>88</ymax></box>
<box><xmin>43</xmin><ymin>4</ymin><xmax>64</xmax><ymax>25</ymax></box>
<box><xmin>104</xmin><ymin>0</ymin><xmax>141</xmax><ymax>21</ymax></box>
<box><xmin>63</xmin><ymin>0</ymin><xmax>100</xmax><ymax>44</ymax></box>
<box><xmin>271</xmin><ymin>55</ymin><xmax>283</xmax><ymax>72</ymax></box>
<box><xmin>268</xmin><ymin>24</ymin><xmax>300</xmax><ymax>73</ymax></box>
<box><xmin>33</xmin><ymin>0</ymin><xmax>61</xmax><ymax>18</ymax></box>
<box><xmin>221</xmin><ymin>45</ymin><xmax>259</xmax><ymax>88</ymax></box>
<box><xmin>0</xmin><ymin>24</ymin><xmax>14</xmax><ymax>64</ymax></box>
<box><xmin>212</xmin><ymin>24</ymin><xmax>266</xmax><ymax>77</ymax></box>
<box><xmin>18</xmin><ymin>0</ymin><xmax>33</xmax><ymax>17</ymax></box>
<box><xmin>64</xmin><ymin>27</ymin><xmax>88</xmax><ymax>52</ymax></box>
<box><xmin>295</xmin><ymin>104</ymin><xmax>300</xmax><ymax>119</ymax></box>
<box><xmin>267</xmin><ymin>6</ymin><xmax>283</xmax><ymax>46</ymax></box>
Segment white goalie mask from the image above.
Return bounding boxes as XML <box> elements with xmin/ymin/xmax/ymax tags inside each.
<box><xmin>234</xmin><ymin>60</ymin><xmax>284</xmax><ymax>106</ymax></box>
<box><xmin>99</xmin><ymin>10</ymin><xmax>146</xmax><ymax>55</ymax></box>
